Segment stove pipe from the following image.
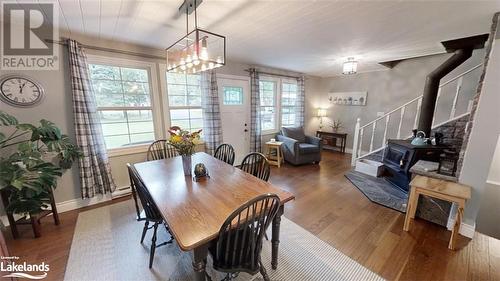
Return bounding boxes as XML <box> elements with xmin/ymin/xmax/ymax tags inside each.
<box><xmin>417</xmin><ymin>34</ymin><xmax>489</xmax><ymax>137</ymax></box>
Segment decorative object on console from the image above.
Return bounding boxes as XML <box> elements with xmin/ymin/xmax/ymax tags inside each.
<box><xmin>166</xmin><ymin>0</ymin><xmax>225</xmax><ymax>74</ymax></box>
<box><xmin>438</xmin><ymin>150</ymin><xmax>459</xmax><ymax>177</ymax></box>
<box><xmin>0</xmin><ymin>75</ymin><xmax>44</xmax><ymax>107</ymax></box>
<box><xmin>167</xmin><ymin>126</ymin><xmax>202</xmax><ymax>176</ymax></box>
<box><xmin>328</xmin><ymin>91</ymin><xmax>367</xmax><ymax>106</ymax></box>
<box><xmin>342</xmin><ymin>57</ymin><xmax>358</xmax><ymax>75</ymax></box>
<box><xmin>329</xmin><ymin>119</ymin><xmax>343</xmax><ymax>132</ymax></box>
<box><xmin>193</xmin><ymin>163</ymin><xmax>209</xmax><ymax>182</ymax></box>
<box><xmin>316</xmin><ymin>108</ymin><xmax>327</xmax><ymax>130</ymax></box>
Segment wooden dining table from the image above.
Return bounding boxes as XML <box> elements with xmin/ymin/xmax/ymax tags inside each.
<box><xmin>133</xmin><ymin>152</ymin><xmax>295</xmax><ymax>281</ymax></box>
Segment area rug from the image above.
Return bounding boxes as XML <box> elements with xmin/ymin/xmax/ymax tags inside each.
<box><xmin>64</xmin><ymin>200</ymin><xmax>384</xmax><ymax>281</ymax></box>
<box><xmin>345</xmin><ymin>170</ymin><xmax>408</xmax><ymax>213</ymax></box>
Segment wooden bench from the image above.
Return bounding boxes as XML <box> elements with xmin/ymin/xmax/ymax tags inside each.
<box><xmin>403</xmin><ymin>175</ymin><xmax>471</xmax><ymax>250</ymax></box>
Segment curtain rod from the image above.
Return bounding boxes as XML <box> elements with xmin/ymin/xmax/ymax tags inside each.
<box><xmin>244</xmin><ymin>69</ymin><xmax>303</xmax><ymax>80</ymax></box>
<box><xmin>45</xmin><ymin>39</ymin><xmax>166</xmax><ymax>60</ymax></box>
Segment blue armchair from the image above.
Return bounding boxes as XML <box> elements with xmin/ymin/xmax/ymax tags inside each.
<box><xmin>276</xmin><ymin>127</ymin><xmax>322</xmax><ymax>165</ymax></box>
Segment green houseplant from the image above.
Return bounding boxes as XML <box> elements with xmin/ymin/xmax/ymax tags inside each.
<box><xmin>0</xmin><ymin>111</ymin><xmax>81</xmax><ymax>215</ymax></box>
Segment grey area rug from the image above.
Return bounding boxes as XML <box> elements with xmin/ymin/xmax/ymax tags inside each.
<box><xmin>345</xmin><ymin>170</ymin><xmax>408</xmax><ymax>213</ymax></box>
<box><xmin>65</xmin><ymin>200</ymin><xmax>384</xmax><ymax>281</ymax></box>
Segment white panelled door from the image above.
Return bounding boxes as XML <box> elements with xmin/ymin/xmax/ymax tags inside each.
<box><xmin>217</xmin><ymin>76</ymin><xmax>251</xmax><ymax>165</ymax></box>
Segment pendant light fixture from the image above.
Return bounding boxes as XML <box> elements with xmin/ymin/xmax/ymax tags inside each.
<box><xmin>166</xmin><ymin>0</ymin><xmax>226</xmax><ymax>74</ymax></box>
<box><xmin>342</xmin><ymin>57</ymin><xmax>358</xmax><ymax>75</ymax></box>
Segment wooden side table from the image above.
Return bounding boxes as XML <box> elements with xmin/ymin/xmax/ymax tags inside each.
<box><xmin>265</xmin><ymin>141</ymin><xmax>284</xmax><ymax>168</ymax></box>
<box><xmin>403</xmin><ymin>175</ymin><xmax>471</xmax><ymax>250</ymax></box>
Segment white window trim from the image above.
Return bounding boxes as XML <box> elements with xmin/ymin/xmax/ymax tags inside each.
<box><xmin>87</xmin><ymin>55</ymin><xmax>163</xmax><ymax>157</ymax></box>
<box><xmin>259</xmin><ymin>76</ymin><xmax>281</xmax><ymax>135</ymax></box>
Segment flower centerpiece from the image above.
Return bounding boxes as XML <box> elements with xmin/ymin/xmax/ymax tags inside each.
<box><xmin>167</xmin><ymin>126</ymin><xmax>202</xmax><ymax>176</ymax></box>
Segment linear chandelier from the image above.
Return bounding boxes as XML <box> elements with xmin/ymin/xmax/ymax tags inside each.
<box><xmin>166</xmin><ymin>0</ymin><xmax>226</xmax><ymax>74</ymax></box>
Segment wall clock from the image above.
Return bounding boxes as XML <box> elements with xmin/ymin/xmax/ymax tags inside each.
<box><xmin>0</xmin><ymin>75</ymin><xmax>45</xmax><ymax>107</ymax></box>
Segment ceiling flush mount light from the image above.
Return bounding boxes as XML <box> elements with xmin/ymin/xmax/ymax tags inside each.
<box><xmin>342</xmin><ymin>57</ymin><xmax>358</xmax><ymax>75</ymax></box>
<box><xmin>166</xmin><ymin>0</ymin><xmax>226</xmax><ymax>74</ymax></box>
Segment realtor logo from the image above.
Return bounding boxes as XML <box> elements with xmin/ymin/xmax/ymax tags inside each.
<box><xmin>1</xmin><ymin>0</ymin><xmax>59</xmax><ymax>70</ymax></box>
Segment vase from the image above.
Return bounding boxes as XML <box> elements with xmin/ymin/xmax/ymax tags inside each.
<box><xmin>182</xmin><ymin>155</ymin><xmax>192</xmax><ymax>176</ymax></box>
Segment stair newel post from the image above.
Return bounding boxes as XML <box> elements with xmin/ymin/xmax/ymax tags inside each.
<box><xmin>351</xmin><ymin>117</ymin><xmax>361</xmax><ymax>166</ymax></box>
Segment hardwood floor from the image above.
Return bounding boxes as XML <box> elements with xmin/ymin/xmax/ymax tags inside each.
<box><xmin>4</xmin><ymin>151</ymin><xmax>500</xmax><ymax>281</ymax></box>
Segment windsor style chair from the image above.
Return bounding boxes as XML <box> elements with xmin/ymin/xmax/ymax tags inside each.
<box><xmin>209</xmin><ymin>194</ymin><xmax>281</xmax><ymax>281</ymax></box>
<box><xmin>214</xmin><ymin>143</ymin><xmax>236</xmax><ymax>165</ymax></box>
<box><xmin>239</xmin><ymin>152</ymin><xmax>271</xmax><ymax>182</ymax></box>
<box><xmin>127</xmin><ymin>163</ymin><xmax>174</xmax><ymax>268</ymax></box>
<box><xmin>147</xmin><ymin>140</ymin><xmax>178</xmax><ymax>161</ymax></box>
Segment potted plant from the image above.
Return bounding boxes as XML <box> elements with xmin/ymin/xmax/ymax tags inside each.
<box><xmin>330</xmin><ymin>119</ymin><xmax>343</xmax><ymax>133</ymax></box>
<box><xmin>167</xmin><ymin>126</ymin><xmax>202</xmax><ymax>176</ymax></box>
<box><xmin>0</xmin><ymin>111</ymin><xmax>81</xmax><ymax>217</ymax></box>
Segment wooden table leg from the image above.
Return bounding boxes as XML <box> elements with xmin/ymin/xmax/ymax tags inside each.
<box><xmin>449</xmin><ymin>200</ymin><xmax>465</xmax><ymax>250</ymax></box>
<box><xmin>404</xmin><ymin>187</ymin><xmax>419</xmax><ymax>231</ymax></box>
<box><xmin>49</xmin><ymin>188</ymin><xmax>60</xmax><ymax>225</ymax></box>
<box><xmin>277</xmin><ymin>146</ymin><xmax>282</xmax><ymax>168</ymax></box>
<box><xmin>31</xmin><ymin>216</ymin><xmax>41</xmax><ymax>238</ymax></box>
<box><xmin>271</xmin><ymin>205</ymin><xmax>284</xmax><ymax>270</ymax></box>
<box><xmin>192</xmin><ymin>244</ymin><xmax>209</xmax><ymax>281</ymax></box>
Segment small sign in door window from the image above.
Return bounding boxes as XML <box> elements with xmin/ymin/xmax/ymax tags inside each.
<box><xmin>223</xmin><ymin>86</ymin><xmax>243</xmax><ymax>105</ymax></box>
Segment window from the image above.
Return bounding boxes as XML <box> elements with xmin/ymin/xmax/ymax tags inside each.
<box><xmin>89</xmin><ymin>64</ymin><xmax>155</xmax><ymax>149</ymax></box>
<box><xmin>259</xmin><ymin>80</ymin><xmax>277</xmax><ymax>132</ymax></box>
<box><xmin>281</xmin><ymin>82</ymin><xmax>298</xmax><ymax>127</ymax></box>
<box><xmin>223</xmin><ymin>86</ymin><xmax>243</xmax><ymax>105</ymax></box>
<box><xmin>166</xmin><ymin>72</ymin><xmax>203</xmax><ymax>133</ymax></box>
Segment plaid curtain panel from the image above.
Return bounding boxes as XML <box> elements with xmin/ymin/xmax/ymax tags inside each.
<box><xmin>201</xmin><ymin>70</ymin><xmax>222</xmax><ymax>155</ymax></box>
<box><xmin>67</xmin><ymin>39</ymin><xmax>116</xmax><ymax>199</ymax></box>
<box><xmin>249</xmin><ymin>68</ymin><xmax>262</xmax><ymax>152</ymax></box>
<box><xmin>296</xmin><ymin>76</ymin><xmax>306</xmax><ymax>127</ymax></box>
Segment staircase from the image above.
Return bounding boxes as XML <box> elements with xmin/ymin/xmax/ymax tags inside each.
<box><xmin>351</xmin><ymin>63</ymin><xmax>483</xmax><ymax>166</ymax></box>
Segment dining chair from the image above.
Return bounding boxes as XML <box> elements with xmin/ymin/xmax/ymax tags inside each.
<box><xmin>240</xmin><ymin>152</ymin><xmax>271</xmax><ymax>182</ymax></box>
<box><xmin>146</xmin><ymin>139</ymin><xmax>178</xmax><ymax>161</ymax></box>
<box><xmin>127</xmin><ymin>163</ymin><xmax>174</xmax><ymax>268</ymax></box>
<box><xmin>209</xmin><ymin>194</ymin><xmax>281</xmax><ymax>281</ymax></box>
<box><xmin>214</xmin><ymin>143</ymin><xmax>236</xmax><ymax>165</ymax></box>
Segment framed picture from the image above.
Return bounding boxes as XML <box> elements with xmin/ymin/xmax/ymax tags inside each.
<box><xmin>328</xmin><ymin>91</ymin><xmax>367</xmax><ymax>106</ymax></box>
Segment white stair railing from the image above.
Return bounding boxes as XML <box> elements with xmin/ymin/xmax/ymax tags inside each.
<box><xmin>351</xmin><ymin>63</ymin><xmax>482</xmax><ymax>166</ymax></box>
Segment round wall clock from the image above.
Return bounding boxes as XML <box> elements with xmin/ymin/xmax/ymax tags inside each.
<box><xmin>0</xmin><ymin>75</ymin><xmax>45</xmax><ymax>107</ymax></box>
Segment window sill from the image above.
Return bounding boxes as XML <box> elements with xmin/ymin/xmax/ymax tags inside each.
<box><xmin>261</xmin><ymin>130</ymin><xmax>279</xmax><ymax>136</ymax></box>
<box><xmin>107</xmin><ymin>144</ymin><xmax>151</xmax><ymax>158</ymax></box>
<box><xmin>107</xmin><ymin>141</ymin><xmax>206</xmax><ymax>158</ymax></box>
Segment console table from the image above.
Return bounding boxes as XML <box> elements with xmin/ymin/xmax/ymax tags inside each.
<box><xmin>316</xmin><ymin>131</ymin><xmax>347</xmax><ymax>153</ymax></box>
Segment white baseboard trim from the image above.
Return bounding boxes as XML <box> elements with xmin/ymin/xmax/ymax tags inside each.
<box><xmin>446</xmin><ymin>217</ymin><xmax>476</xmax><ymax>238</ymax></box>
<box><xmin>1</xmin><ymin>186</ymin><xmax>131</xmax><ymax>227</ymax></box>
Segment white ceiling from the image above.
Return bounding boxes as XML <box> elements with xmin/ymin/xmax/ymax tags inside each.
<box><xmin>12</xmin><ymin>0</ymin><xmax>500</xmax><ymax>76</ymax></box>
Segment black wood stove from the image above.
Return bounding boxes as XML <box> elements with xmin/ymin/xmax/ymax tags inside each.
<box><xmin>383</xmin><ymin>139</ymin><xmax>448</xmax><ymax>192</ymax></box>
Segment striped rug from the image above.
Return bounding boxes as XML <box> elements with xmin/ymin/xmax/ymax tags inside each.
<box><xmin>64</xmin><ymin>200</ymin><xmax>384</xmax><ymax>281</ymax></box>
